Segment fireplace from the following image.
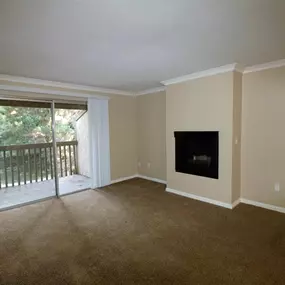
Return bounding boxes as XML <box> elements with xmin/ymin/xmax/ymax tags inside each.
<box><xmin>174</xmin><ymin>131</ymin><xmax>219</xmax><ymax>179</ymax></box>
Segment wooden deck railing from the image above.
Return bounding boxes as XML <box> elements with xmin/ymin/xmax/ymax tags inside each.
<box><xmin>0</xmin><ymin>141</ymin><xmax>78</xmax><ymax>188</ymax></box>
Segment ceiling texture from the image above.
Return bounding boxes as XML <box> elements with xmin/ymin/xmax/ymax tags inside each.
<box><xmin>0</xmin><ymin>0</ymin><xmax>285</xmax><ymax>93</ymax></box>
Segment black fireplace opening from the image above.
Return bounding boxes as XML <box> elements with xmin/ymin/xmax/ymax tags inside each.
<box><xmin>174</xmin><ymin>131</ymin><xmax>219</xmax><ymax>179</ymax></box>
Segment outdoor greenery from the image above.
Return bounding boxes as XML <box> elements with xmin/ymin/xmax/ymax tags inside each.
<box><xmin>0</xmin><ymin>106</ymin><xmax>83</xmax><ymax>146</ymax></box>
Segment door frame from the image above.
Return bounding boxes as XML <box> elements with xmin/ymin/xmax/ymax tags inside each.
<box><xmin>0</xmin><ymin>89</ymin><xmax>111</xmax><ymax>209</ymax></box>
<box><xmin>51</xmin><ymin>100</ymin><xmax>59</xmax><ymax>197</ymax></box>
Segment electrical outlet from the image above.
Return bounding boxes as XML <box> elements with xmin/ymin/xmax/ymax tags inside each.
<box><xmin>274</xmin><ymin>183</ymin><xmax>280</xmax><ymax>192</ymax></box>
<box><xmin>147</xmin><ymin>162</ymin><xmax>151</xmax><ymax>169</ymax></box>
<box><xmin>138</xmin><ymin>162</ymin><xmax>141</xmax><ymax>168</ymax></box>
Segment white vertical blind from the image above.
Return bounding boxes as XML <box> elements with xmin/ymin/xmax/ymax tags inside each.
<box><xmin>88</xmin><ymin>98</ymin><xmax>111</xmax><ymax>188</ymax></box>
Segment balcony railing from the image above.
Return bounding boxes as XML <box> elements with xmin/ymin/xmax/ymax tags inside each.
<box><xmin>0</xmin><ymin>141</ymin><xmax>78</xmax><ymax>189</ymax></box>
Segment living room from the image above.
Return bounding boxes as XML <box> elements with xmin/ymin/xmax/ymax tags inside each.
<box><xmin>0</xmin><ymin>1</ymin><xmax>284</xmax><ymax>284</ymax></box>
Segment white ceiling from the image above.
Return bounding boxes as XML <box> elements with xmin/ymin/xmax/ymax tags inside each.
<box><xmin>0</xmin><ymin>0</ymin><xmax>285</xmax><ymax>93</ymax></box>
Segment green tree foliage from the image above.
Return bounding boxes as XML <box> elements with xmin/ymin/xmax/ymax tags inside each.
<box><xmin>0</xmin><ymin>106</ymin><xmax>82</xmax><ymax>146</ymax></box>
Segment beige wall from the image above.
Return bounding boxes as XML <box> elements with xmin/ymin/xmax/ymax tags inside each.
<box><xmin>109</xmin><ymin>95</ymin><xmax>137</xmax><ymax>180</ymax></box>
<box><xmin>76</xmin><ymin>111</ymin><xmax>91</xmax><ymax>177</ymax></box>
<box><xmin>242</xmin><ymin>66</ymin><xmax>285</xmax><ymax>207</ymax></box>
<box><xmin>231</xmin><ymin>72</ymin><xmax>243</xmax><ymax>202</ymax></box>
<box><xmin>5</xmin><ymin>67</ymin><xmax>285</xmax><ymax>209</ymax></box>
<box><xmin>137</xmin><ymin>91</ymin><xmax>166</xmax><ymax>181</ymax></box>
<box><xmin>166</xmin><ymin>72</ymin><xmax>236</xmax><ymax>204</ymax></box>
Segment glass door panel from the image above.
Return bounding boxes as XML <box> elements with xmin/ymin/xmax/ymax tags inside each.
<box><xmin>0</xmin><ymin>101</ymin><xmax>56</xmax><ymax>210</ymax></box>
<box><xmin>54</xmin><ymin>106</ymin><xmax>91</xmax><ymax>196</ymax></box>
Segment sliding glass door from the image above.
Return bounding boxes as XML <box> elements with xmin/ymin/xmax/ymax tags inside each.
<box><xmin>0</xmin><ymin>96</ymin><xmax>110</xmax><ymax>210</ymax></box>
<box><xmin>54</xmin><ymin>104</ymin><xmax>91</xmax><ymax>196</ymax></box>
<box><xmin>0</xmin><ymin>100</ymin><xmax>56</xmax><ymax>210</ymax></box>
<box><xmin>0</xmin><ymin>98</ymin><xmax>91</xmax><ymax>210</ymax></box>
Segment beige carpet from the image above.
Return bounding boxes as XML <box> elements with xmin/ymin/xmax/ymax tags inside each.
<box><xmin>0</xmin><ymin>178</ymin><xmax>284</xmax><ymax>284</ymax></box>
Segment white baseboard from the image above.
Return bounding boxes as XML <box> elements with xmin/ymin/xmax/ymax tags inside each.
<box><xmin>165</xmin><ymin>189</ymin><xmax>285</xmax><ymax>213</ymax></box>
<box><xmin>166</xmin><ymin>187</ymin><xmax>235</xmax><ymax>209</ymax></box>
<box><xmin>110</xmin><ymin>175</ymin><xmax>138</xmax><ymax>185</ymax></box>
<box><xmin>232</xmin><ymin>198</ymin><xmax>241</xmax><ymax>209</ymax></box>
<box><xmin>240</xmin><ymin>198</ymin><xmax>285</xmax><ymax>214</ymax></box>
<box><xmin>137</xmin><ymin>175</ymin><xmax>166</xmax><ymax>184</ymax></box>
<box><xmin>110</xmin><ymin>179</ymin><xmax>285</xmax><ymax>214</ymax></box>
<box><xmin>110</xmin><ymin>174</ymin><xmax>166</xmax><ymax>185</ymax></box>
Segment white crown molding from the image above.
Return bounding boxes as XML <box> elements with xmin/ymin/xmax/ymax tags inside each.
<box><xmin>243</xmin><ymin>59</ymin><xmax>285</xmax><ymax>74</ymax></box>
<box><xmin>2</xmin><ymin>59</ymin><xmax>284</xmax><ymax>97</ymax></box>
<box><xmin>136</xmin><ymin>86</ymin><xmax>166</xmax><ymax>96</ymax></box>
<box><xmin>161</xmin><ymin>63</ymin><xmax>243</xmax><ymax>86</ymax></box>
<box><xmin>0</xmin><ymin>74</ymin><xmax>134</xmax><ymax>96</ymax></box>
<box><xmin>234</xmin><ymin>63</ymin><xmax>246</xmax><ymax>74</ymax></box>
<box><xmin>0</xmin><ymin>84</ymin><xmax>110</xmax><ymax>100</ymax></box>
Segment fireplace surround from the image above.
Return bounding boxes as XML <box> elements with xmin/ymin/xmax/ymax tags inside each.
<box><xmin>174</xmin><ymin>131</ymin><xmax>219</xmax><ymax>179</ymax></box>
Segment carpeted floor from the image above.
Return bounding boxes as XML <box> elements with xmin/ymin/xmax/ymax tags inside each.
<box><xmin>0</xmin><ymin>178</ymin><xmax>284</xmax><ymax>285</ymax></box>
